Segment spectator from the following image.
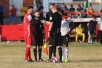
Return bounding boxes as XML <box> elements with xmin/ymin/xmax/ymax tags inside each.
<box><xmin>99</xmin><ymin>7</ymin><xmax>102</xmax><ymax>15</ymax></box>
<box><xmin>70</xmin><ymin>5</ymin><xmax>75</xmax><ymax>12</ymax></box>
<box><xmin>30</xmin><ymin>3</ymin><xmax>37</xmax><ymax>11</ymax></box>
<box><xmin>83</xmin><ymin>0</ymin><xmax>92</xmax><ymax>11</ymax></box>
<box><xmin>61</xmin><ymin>3</ymin><xmax>68</xmax><ymax>11</ymax></box>
<box><xmin>76</xmin><ymin>5</ymin><xmax>84</xmax><ymax>18</ymax></box>
<box><xmin>37</xmin><ymin>2</ymin><xmax>44</xmax><ymax>18</ymax></box>
<box><xmin>0</xmin><ymin>4</ymin><xmax>4</xmax><ymax>25</ymax></box>
<box><xmin>70</xmin><ymin>5</ymin><xmax>75</xmax><ymax>18</ymax></box>
<box><xmin>9</xmin><ymin>5</ymin><xmax>17</xmax><ymax>24</ymax></box>
<box><xmin>75</xmin><ymin>23</ymin><xmax>85</xmax><ymax>42</ymax></box>
<box><xmin>97</xmin><ymin>16</ymin><xmax>102</xmax><ymax>44</ymax></box>
<box><xmin>20</xmin><ymin>3</ymin><xmax>27</xmax><ymax>22</ymax></box>
<box><xmin>87</xmin><ymin>5</ymin><xmax>94</xmax><ymax>18</ymax></box>
<box><xmin>87</xmin><ymin>16</ymin><xmax>97</xmax><ymax>44</ymax></box>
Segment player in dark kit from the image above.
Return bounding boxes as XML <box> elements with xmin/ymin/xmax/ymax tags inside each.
<box><xmin>32</xmin><ymin>11</ymin><xmax>44</xmax><ymax>61</ymax></box>
<box><xmin>87</xmin><ymin>16</ymin><xmax>97</xmax><ymax>44</ymax></box>
<box><xmin>41</xmin><ymin>4</ymin><xmax>62</xmax><ymax>63</ymax></box>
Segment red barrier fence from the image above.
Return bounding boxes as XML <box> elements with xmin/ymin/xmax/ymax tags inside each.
<box><xmin>0</xmin><ymin>24</ymin><xmax>49</xmax><ymax>41</ymax></box>
<box><xmin>0</xmin><ymin>25</ymin><xmax>24</xmax><ymax>40</ymax></box>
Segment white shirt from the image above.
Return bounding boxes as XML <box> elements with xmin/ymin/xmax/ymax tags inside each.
<box><xmin>98</xmin><ymin>19</ymin><xmax>102</xmax><ymax>31</ymax></box>
<box><xmin>60</xmin><ymin>17</ymin><xmax>72</xmax><ymax>36</ymax></box>
<box><xmin>27</xmin><ymin>15</ymin><xmax>32</xmax><ymax>22</ymax></box>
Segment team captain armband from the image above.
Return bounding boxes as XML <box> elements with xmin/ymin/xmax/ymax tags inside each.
<box><xmin>27</xmin><ymin>15</ymin><xmax>32</xmax><ymax>22</ymax></box>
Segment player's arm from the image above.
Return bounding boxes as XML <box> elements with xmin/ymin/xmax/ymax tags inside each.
<box><xmin>41</xmin><ymin>20</ymin><xmax>51</xmax><ymax>25</ymax></box>
<box><xmin>48</xmin><ymin>22</ymin><xmax>53</xmax><ymax>32</ymax></box>
<box><xmin>28</xmin><ymin>24</ymin><xmax>31</xmax><ymax>38</ymax></box>
<box><xmin>67</xmin><ymin>18</ymin><xmax>75</xmax><ymax>34</ymax></box>
<box><xmin>27</xmin><ymin>15</ymin><xmax>32</xmax><ymax>38</ymax></box>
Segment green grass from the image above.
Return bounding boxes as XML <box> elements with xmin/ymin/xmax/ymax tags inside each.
<box><xmin>0</xmin><ymin>42</ymin><xmax>102</xmax><ymax>68</ymax></box>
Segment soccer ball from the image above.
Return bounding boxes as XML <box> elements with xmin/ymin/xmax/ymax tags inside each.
<box><xmin>52</xmin><ymin>57</ymin><xmax>59</xmax><ymax>63</ymax></box>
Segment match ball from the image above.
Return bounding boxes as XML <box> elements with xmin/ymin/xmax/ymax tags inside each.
<box><xmin>52</xmin><ymin>57</ymin><xmax>59</xmax><ymax>63</ymax></box>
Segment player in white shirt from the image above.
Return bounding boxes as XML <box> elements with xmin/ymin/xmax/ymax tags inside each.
<box><xmin>60</xmin><ymin>11</ymin><xmax>75</xmax><ymax>62</ymax></box>
<box><xmin>98</xmin><ymin>16</ymin><xmax>102</xmax><ymax>44</ymax></box>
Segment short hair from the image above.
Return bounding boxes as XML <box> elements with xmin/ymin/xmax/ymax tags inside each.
<box><xmin>27</xmin><ymin>6</ymin><xmax>33</xmax><ymax>9</ymax></box>
<box><xmin>34</xmin><ymin>10</ymin><xmax>39</xmax><ymax>14</ymax></box>
<box><xmin>70</xmin><ymin>4</ymin><xmax>73</xmax><ymax>7</ymax></box>
<box><xmin>50</xmin><ymin>3</ymin><xmax>55</xmax><ymax>6</ymax></box>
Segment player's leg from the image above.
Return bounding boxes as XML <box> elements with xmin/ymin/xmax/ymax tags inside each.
<box><xmin>61</xmin><ymin>36</ymin><xmax>64</xmax><ymax>62</ymax></box>
<box><xmin>53</xmin><ymin>46</ymin><xmax>56</xmax><ymax>57</ymax></box>
<box><xmin>80</xmin><ymin>33</ymin><xmax>85</xmax><ymax>42</ymax></box>
<box><xmin>33</xmin><ymin>38</ymin><xmax>37</xmax><ymax>61</ymax></box>
<box><xmin>76</xmin><ymin>34</ymin><xmax>78</xmax><ymax>42</ymax></box>
<box><xmin>24</xmin><ymin>33</ymin><xmax>28</xmax><ymax>61</ymax></box>
<box><xmin>33</xmin><ymin>46</ymin><xmax>37</xmax><ymax>61</ymax></box>
<box><xmin>47</xmin><ymin>37</ymin><xmax>53</xmax><ymax>62</ymax></box>
<box><xmin>38</xmin><ymin>46</ymin><xmax>43</xmax><ymax>61</ymax></box>
<box><xmin>25</xmin><ymin>45</ymin><xmax>31</xmax><ymax>62</ymax></box>
<box><xmin>58</xmin><ymin>46</ymin><xmax>62</xmax><ymax>62</ymax></box>
<box><xmin>64</xmin><ymin>35</ymin><xmax>69</xmax><ymax>62</ymax></box>
<box><xmin>24</xmin><ymin>35</ymin><xmax>32</xmax><ymax>62</ymax></box>
<box><xmin>90</xmin><ymin>31</ymin><xmax>94</xmax><ymax>44</ymax></box>
<box><xmin>57</xmin><ymin>33</ymin><xmax>62</xmax><ymax>62</ymax></box>
<box><xmin>82</xmin><ymin>33</ymin><xmax>85</xmax><ymax>42</ymax></box>
<box><xmin>88</xmin><ymin>31</ymin><xmax>91</xmax><ymax>44</ymax></box>
<box><xmin>62</xmin><ymin>46</ymin><xmax>64</xmax><ymax>62</ymax></box>
<box><xmin>38</xmin><ymin>36</ymin><xmax>43</xmax><ymax>61</ymax></box>
<box><xmin>24</xmin><ymin>33</ymin><xmax>33</xmax><ymax>62</ymax></box>
<box><xmin>90</xmin><ymin>34</ymin><xmax>93</xmax><ymax>44</ymax></box>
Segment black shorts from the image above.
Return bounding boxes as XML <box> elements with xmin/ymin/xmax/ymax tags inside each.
<box><xmin>33</xmin><ymin>34</ymin><xmax>44</xmax><ymax>46</ymax></box>
<box><xmin>49</xmin><ymin>31</ymin><xmax>62</xmax><ymax>47</ymax></box>
<box><xmin>61</xmin><ymin>34</ymin><xmax>69</xmax><ymax>46</ymax></box>
<box><xmin>88</xmin><ymin>28</ymin><xmax>94</xmax><ymax>35</ymax></box>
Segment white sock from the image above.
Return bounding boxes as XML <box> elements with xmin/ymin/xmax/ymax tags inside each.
<box><xmin>88</xmin><ymin>39</ymin><xmax>91</xmax><ymax>44</ymax></box>
<box><xmin>62</xmin><ymin>47</ymin><xmax>64</xmax><ymax>61</ymax></box>
<box><xmin>65</xmin><ymin>47</ymin><xmax>69</xmax><ymax>60</ymax></box>
<box><xmin>88</xmin><ymin>39</ymin><xmax>90</xmax><ymax>43</ymax></box>
<box><xmin>90</xmin><ymin>39</ymin><xmax>93</xmax><ymax>44</ymax></box>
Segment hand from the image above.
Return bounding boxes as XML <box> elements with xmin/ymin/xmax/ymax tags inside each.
<box><xmin>67</xmin><ymin>31</ymin><xmax>70</xmax><ymax>35</ymax></box>
<box><xmin>41</xmin><ymin>20</ymin><xmax>46</xmax><ymax>23</ymax></box>
<box><xmin>48</xmin><ymin>32</ymin><xmax>50</xmax><ymax>37</ymax></box>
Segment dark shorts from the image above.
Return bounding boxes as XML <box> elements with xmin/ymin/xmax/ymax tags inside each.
<box><xmin>61</xmin><ymin>34</ymin><xmax>69</xmax><ymax>47</ymax></box>
<box><xmin>49</xmin><ymin>31</ymin><xmax>62</xmax><ymax>47</ymax></box>
<box><xmin>10</xmin><ymin>16</ymin><xmax>16</xmax><ymax>21</ymax></box>
<box><xmin>88</xmin><ymin>29</ymin><xmax>94</xmax><ymax>35</ymax></box>
<box><xmin>33</xmin><ymin>34</ymin><xmax>44</xmax><ymax>46</ymax></box>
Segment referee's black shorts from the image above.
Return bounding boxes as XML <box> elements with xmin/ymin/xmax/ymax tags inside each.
<box><xmin>33</xmin><ymin>34</ymin><xmax>44</xmax><ymax>46</ymax></box>
<box><xmin>49</xmin><ymin>31</ymin><xmax>62</xmax><ymax>47</ymax></box>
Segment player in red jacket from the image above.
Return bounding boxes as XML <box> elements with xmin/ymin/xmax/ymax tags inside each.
<box><xmin>23</xmin><ymin>6</ymin><xmax>33</xmax><ymax>62</ymax></box>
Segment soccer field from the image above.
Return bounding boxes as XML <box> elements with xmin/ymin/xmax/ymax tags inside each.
<box><xmin>0</xmin><ymin>42</ymin><xmax>102</xmax><ymax>68</ymax></box>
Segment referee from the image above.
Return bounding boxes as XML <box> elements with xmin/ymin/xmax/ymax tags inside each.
<box><xmin>41</xmin><ymin>3</ymin><xmax>62</xmax><ymax>63</ymax></box>
<box><xmin>32</xmin><ymin>11</ymin><xmax>44</xmax><ymax>61</ymax></box>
